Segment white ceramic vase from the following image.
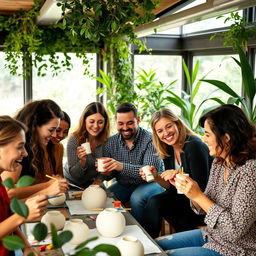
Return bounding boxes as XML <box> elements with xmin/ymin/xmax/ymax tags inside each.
<box><xmin>117</xmin><ymin>236</ymin><xmax>144</xmax><ymax>256</ymax></box>
<box><xmin>63</xmin><ymin>219</ymin><xmax>89</xmax><ymax>245</ymax></box>
<box><xmin>82</xmin><ymin>185</ymin><xmax>107</xmax><ymax>210</ymax></box>
<box><xmin>41</xmin><ymin>210</ymin><xmax>65</xmax><ymax>231</ymax></box>
<box><xmin>96</xmin><ymin>208</ymin><xmax>126</xmax><ymax>238</ymax></box>
<box><xmin>48</xmin><ymin>193</ymin><xmax>66</xmax><ymax>206</ymax></box>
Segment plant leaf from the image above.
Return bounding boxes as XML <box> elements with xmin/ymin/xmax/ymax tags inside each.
<box><xmin>58</xmin><ymin>230</ymin><xmax>73</xmax><ymax>246</ymax></box>
<box><xmin>51</xmin><ymin>224</ymin><xmax>61</xmax><ymax>249</ymax></box>
<box><xmin>32</xmin><ymin>223</ymin><xmax>48</xmax><ymax>242</ymax></box>
<box><xmin>16</xmin><ymin>175</ymin><xmax>35</xmax><ymax>188</ymax></box>
<box><xmin>93</xmin><ymin>244</ymin><xmax>121</xmax><ymax>256</ymax></box>
<box><xmin>75</xmin><ymin>237</ymin><xmax>98</xmax><ymax>250</ymax></box>
<box><xmin>10</xmin><ymin>197</ymin><xmax>29</xmax><ymax>218</ymax></box>
<box><xmin>2</xmin><ymin>235</ymin><xmax>25</xmax><ymax>250</ymax></box>
<box><xmin>2</xmin><ymin>177</ymin><xmax>14</xmax><ymax>189</ymax></box>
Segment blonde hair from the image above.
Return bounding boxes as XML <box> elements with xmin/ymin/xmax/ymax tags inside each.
<box><xmin>0</xmin><ymin>116</ymin><xmax>27</xmax><ymax>146</ymax></box>
<box><xmin>151</xmin><ymin>108</ymin><xmax>196</xmax><ymax>159</ymax></box>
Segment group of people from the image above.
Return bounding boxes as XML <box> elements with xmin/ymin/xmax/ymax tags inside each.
<box><xmin>0</xmin><ymin>98</ymin><xmax>255</xmax><ymax>256</ymax></box>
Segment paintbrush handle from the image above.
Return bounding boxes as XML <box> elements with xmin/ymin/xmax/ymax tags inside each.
<box><xmin>45</xmin><ymin>174</ymin><xmax>58</xmax><ymax>180</ymax></box>
<box><xmin>68</xmin><ymin>182</ymin><xmax>84</xmax><ymax>190</ymax></box>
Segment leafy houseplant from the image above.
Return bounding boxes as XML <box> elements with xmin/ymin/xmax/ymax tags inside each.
<box><xmin>165</xmin><ymin>60</ymin><xmax>217</xmax><ymax>133</ymax></box>
<box><xmin>202</xmin><ymin>45</ymin><xmax>256</xmax><ymax>122</ymax></box>
<box><xmin>0</xmin><ymin>0</ymin><xmax>158</xmax><ymax>85</ymax></box>
<box><xmin>1</xmin><ymin>176</ymin><xmax>121</xmax><ymax>256</ymax></box>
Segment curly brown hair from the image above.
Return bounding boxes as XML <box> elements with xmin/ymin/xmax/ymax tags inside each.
<box><xmin>199</xmin><ymin>104</ymin><xmax>256</xmax><ymax>165</ymax></box>
<box><xmin>15</xmin><ymin>99</ymin><xmax>63</xmax><ymax>178</ymax></box>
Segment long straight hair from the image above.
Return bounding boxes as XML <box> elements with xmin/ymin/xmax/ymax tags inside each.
<box><xmin>73</xmin><ymin>102</ymin><xmax>110</xmax><ymax>145</ymax></box>
<box><xmin>151</xmin><ymin>108</ymin><xmax>196</xmax><ymax>159</ymax></box>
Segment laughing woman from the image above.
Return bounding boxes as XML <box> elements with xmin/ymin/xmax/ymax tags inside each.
<box><xmin>64</xmin><ymin>102</ymin><xmax>110</xmax><ymax>188</ymax></box>
<box><xmin>1</xmin><ymin>100</ymin><xmax>69</xmax><ymax>199</ymax></box>
<box><xmin>0</xmin><ymin>116</ymin><xmax>47</xmax><ymax>256</ymax></box>
<box><xmin>156</xmin><ymin>104</ymin><xmax>256</xmax><ymax>256</ymax></box>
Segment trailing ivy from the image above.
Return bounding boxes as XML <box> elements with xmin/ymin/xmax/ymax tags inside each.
<box><xmin>0</xmin><ymin>0</ymin><xmax>158</xmax><ymax>79</ymax></box>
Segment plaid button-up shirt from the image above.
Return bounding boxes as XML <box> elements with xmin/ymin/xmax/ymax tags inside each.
<box><xmin>103</xmin><ymin>127</ymin><xmax>164</xmax><ymax>185</ymax></box>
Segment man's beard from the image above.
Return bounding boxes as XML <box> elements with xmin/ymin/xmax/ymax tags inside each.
<box><xmin>119</xmin><ymin>128</ymin><xmax>134</xmax><ymax>140</ymax></box>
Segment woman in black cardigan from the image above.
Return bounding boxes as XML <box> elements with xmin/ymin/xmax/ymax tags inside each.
<box><xmin>140</xmin><ymin>108</ymin><xmax>213</xmax><ymax>238</ymax></box>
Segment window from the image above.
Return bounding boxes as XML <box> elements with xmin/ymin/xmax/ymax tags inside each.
<box><xmin>0</xmin><ymin>52</ymin><xmax>23</xmax><ymax>116</ymax></box>
<box><xmin>33</xmin><ymin>53</ymin><xmax>97</xmax><ymax>129</ymax></box>
<box><xmin>193</xmin><ymin>54</ymin><xmax>242</xmax><ymax>112</ymax></box>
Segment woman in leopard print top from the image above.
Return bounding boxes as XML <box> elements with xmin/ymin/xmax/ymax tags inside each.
<box><xmin>157</xmin><ymin>104</ymin><xmax>256</xmax><ymax>256</ymax></box>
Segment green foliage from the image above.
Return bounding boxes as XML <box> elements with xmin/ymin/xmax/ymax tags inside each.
<box><xmin>2</xmin><ymin>235</ymin><xmax>25</xmax><ymax>251</ymax></box>
<box><xmin>210</xmin><ymin>12</ymin><xmax>256</xmax><ymax>50</ymax></box>
<box><xmin>135</xmin><ymin>68</ymin><xmax>176</xmax><ymax>124</ymax></box>
<box><xmin>165</xmin><ymin>60</ymin><xmax>216</xmax><ymax>133</ymax></box>
<box><xmin>10</xmin><ymin>197</ymin><xmax>29</xmax><ymax>218</ymax></box>
<box><xmin>202</xmin><ymin>46</ymin><xmax>256</xmax><ymax>122</ymax></box>
<box><xmin>16</xmin><ymin>175</ymin><xmax>35</xmax><ymax>188</ymax></box>
<box><xmin>0</xmin><ymin>0</ymin><xmax>158</xmax><ymax>77</ymax></box>
<box><xmin>32</xmin><ymin>223</ymin><xmax>48</xmax><ymax>242</ymax></box>
<box><xmin>2</xmin><ymin>177</ymin><xmax>14</xmax><ymax>189</ymax></box>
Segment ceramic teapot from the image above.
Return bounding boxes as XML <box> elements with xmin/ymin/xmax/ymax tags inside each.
<box><xmin>82</xmin><ymin>185</ymin><xmax>107</xmax><ymax>210</ymax></box>
<box><xmin>96</xmin><ymin>208</ymin><xmax>125</xmax><ymax>237</ymax></box>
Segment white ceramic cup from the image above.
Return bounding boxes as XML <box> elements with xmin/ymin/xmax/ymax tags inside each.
<box><xmin>142</xmin><ymin>165</ymin><xmax>154</xmax><ymax>182</ymax></box>
<box><xmin>81</xmin><ymin>142</ymin><xmax>91</xmax><ymax>154</ymax></box>
<box><xmin>175</xmin><ymin>173</ymin><xmax>189</xmax><ymax>194</ymax></box>
<box><xmin>97</xmin><ymin>158</ymin><xmax>106</xmax><ymax>172</ymax></box>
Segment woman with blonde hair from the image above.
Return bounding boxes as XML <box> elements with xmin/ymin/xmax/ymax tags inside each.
<box><xmin>65</xmin><ymin>102</ymin><xmax>110</xmax><ymax>188</ymax></box>
<box><xmin>140</xmin><ymin>108</ymin><xmax>212</xmax><ymax>238</ymax></box>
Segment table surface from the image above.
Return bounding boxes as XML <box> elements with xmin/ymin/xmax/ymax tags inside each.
<box><xmin>25</xmin><ymin>191</ymin><xmax>168</xmax><ymax>256</ymax></box>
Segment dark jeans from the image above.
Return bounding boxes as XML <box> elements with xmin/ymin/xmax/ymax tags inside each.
<box><xmin>143</xmin><ymin>186</ymin><xmax>205</xmax><ymax>238</ymax></box>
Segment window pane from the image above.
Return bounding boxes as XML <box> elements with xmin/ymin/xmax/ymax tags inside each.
<box><xmin>193</xmin><ymin>54</ymin><xmax>242</xmax><ymax>114</ymax></box>
<box><xmin>0</xmin><ymin>52</ymin><xmax>23</xmax><ymax>115</ymax></box>
<box><xmin>134</xmin><ymin>54</ymin><xmax>182</xmax><ymax>127</ymax></box>
<box><xmin>33</xmin><ymin>53</ymin><xmax>97</xmax><ymax>127</ymax></box>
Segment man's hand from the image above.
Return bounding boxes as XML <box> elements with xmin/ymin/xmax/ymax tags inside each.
<box><xmin>96</xmin><ymin>157</ymin><xmax>124</xmax><ymax>172</ymax></box>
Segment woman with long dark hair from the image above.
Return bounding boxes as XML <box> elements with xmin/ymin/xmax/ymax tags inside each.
<box><xmin>156</xmin><ymin>104</ymin><xmax>256</xmax><ymax>256</ymax></box>
<box><xmin>65</xmin><ymin>102</ymin><xmax>110</xmax><ymax>188</ymax></box>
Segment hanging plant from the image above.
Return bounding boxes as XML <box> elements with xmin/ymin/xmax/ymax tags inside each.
<box><xmin>0</xmin><ymin>0</ymin><xmax>158</xmax><ymax>77</ymax></box>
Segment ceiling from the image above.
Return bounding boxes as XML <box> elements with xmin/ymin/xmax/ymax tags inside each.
<box><xmin>0</xmin><ymin>0</ymin><xmax>185</xmax><ymax>16</ymax></box>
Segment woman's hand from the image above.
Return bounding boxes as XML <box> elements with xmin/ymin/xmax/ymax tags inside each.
<box><xmin>174</xmin><ymin>175</ymin><xmax>203</xmax><ymax>200</ymax></box>
<box><xmin>160</xmin><ymin>169</ymin><xmax>179</xmax><ymax>186</ymax></box>
<box><xmin>25</xmin><ymin>195</ymin><xmax>47</xmax><ymax>222</ymax></box>
<box><xmin>77</xmin><ymin>146</ymin><xmax>87</xmax><ymax>167</ymax></box>
<box><xmin>139</xmin><ymin>166</ymin><xmax>158</xmax><ymax>181</ymax></box>
<box><xmin>46</xmin><ymin>177</ymin><xmax>69</xmax><ymax>196</ymax></box>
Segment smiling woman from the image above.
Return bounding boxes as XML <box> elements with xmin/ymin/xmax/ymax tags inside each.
<box><xmin>1</xmin><ymin>99</ymin><xmax>69</xmax><ymax>200</ymax></box>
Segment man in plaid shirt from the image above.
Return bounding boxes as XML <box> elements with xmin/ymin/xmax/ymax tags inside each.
<box><xmin>101</xmin><ymin>103</ymin><xmax>164</xmax><ymax>225</ymax></box>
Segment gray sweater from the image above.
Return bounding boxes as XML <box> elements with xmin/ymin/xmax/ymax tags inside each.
<box><xmin>64</xmin><ymin>135</ymin><xmax>103</xmax><ymax>188</ymax></box>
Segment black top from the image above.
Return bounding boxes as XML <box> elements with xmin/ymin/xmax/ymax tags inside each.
<box><xmin>163</xmin><ymin>135</ymin><xmax>213</xmax><ymax>190</ymax></box>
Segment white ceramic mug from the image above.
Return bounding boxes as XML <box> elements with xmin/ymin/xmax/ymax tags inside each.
<box><xmin>142</xmin><ymin>165</ymin><xmax>154</xmax><ymax>182</ymax></box>
<box><xmin>175</xmin><ymin>173</ymin><xmax>189</xmax><ymax>194</ymax></box>
<box><xmin>81</xmin><ymin>142</ymin><xmax>91</xmax><ymax>154</ymax></box>
<box><xmin>97</xmin><ymin>158</ymin><xmax>106</xmax><ymax>172</ymax></box>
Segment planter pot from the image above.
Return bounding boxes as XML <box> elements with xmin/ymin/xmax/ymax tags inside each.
<box><xmin>117</xmin><ymin>236</ymin><xmax>144</xmax><ymax>256</ymax></box>
<box><xmin>63</xmin><ymin>219</ymin><xmax>89</xmax><ymax>245</ymax></box>
<box><xmin>48</xmin><ymin>193</ymin><xmax>66</xmax><ymax>206</ymax></box>
<box><xmin>96</xmin><ymin>208</ymin><xmax>125</xmax><ymax>238</ymax></box>
<box><xmin>82</xmin><ymin>185</ymin><xmax>107</xmax><ymax>210</ymax></box>
<box><xmin>41</xmin><ymin>211</ymin><xmax>65</xmax><ymax>231</ymax></box>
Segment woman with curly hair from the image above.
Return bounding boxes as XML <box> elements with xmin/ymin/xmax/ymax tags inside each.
<box><xmin>2</xmin><ymin>99</ymin><xmax>68</xmax><ymax>199</ymax></box>
<box><xmin>156</xmin><ymin>104</ymin><xmax>256</xmax><ymax>256</ymax></box>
